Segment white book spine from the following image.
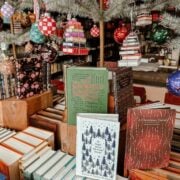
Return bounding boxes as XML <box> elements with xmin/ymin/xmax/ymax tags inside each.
<box><xmin>43</xmin><ymin>155</ymin><xmax>73</xmax><ymax>180</ymax></box>
<box><xmin>34</xmin><ymin>151</ymin><xmax>66</xmax><ymax>178</ymax></box>
<box><xmin>52</xmin><ymin>158</ymin><xmax>76</xmax><ymax>180</ymax></box>
<box><xmin>24</xmin><ymin>150</ymin><xmax>55</xmax><ymax>177</ymax></box>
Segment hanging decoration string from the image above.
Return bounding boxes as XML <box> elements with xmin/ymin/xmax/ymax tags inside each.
<box><xmin>34</xmin><ymin>0</ymin><xmax>40</xmax><ymax>22</ymax></box>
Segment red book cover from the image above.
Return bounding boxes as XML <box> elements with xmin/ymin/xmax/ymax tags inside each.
<box><xmin>124</xmin><ymin>108</ymin><xmax>176</xmax><ymax>174</ymax></box>
<box><xmin>0</xmin><ymin>161</ymin><xmax>9</xmax><ymax>180</ymax></box>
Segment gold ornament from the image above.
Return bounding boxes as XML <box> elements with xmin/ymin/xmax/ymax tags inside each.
<box><xmin>28</xmin><ymin>11</ymin><xmax>36</xmax><ymax>24</ymax></box>
<box><xmin>25</xmin><ymin>42</ymin><xmax>34</xmax><ymax>54</ymax></box>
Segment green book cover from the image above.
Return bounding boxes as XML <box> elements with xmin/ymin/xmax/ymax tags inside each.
<box><xmin>66</xmin><ymin>67</ymin><xmax>108</xmax><ymax>125</ymax></box>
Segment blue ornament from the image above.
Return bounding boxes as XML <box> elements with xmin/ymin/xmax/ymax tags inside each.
<box><xmin>167</xmin><ymin>71</ymin><xmax>180</xmax><ymax>96</ymax></box>
<box><xmin>29</xmin><ymin>23</ymin><xmax>45</xmax><ymax>44</ymax></box>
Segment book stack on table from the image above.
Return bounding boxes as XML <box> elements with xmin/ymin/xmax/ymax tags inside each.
<box><xmin>0</xmin><ymin>126</ymin><xmax>54</xmax><ymax>180</ymax></box>
<box><xmin>0</xmin><ymin>127</ymin><xmax>16</xmax><ymax>143</ymax></box>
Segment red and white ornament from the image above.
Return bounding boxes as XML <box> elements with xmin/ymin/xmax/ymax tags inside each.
<box><xmin>114</xmin><ymin>25</ymin><xmax>128</xmax><ymax>44</ymax></box>
<box><xmin>38</xmin><ymin>14</ymin><xmax>56</xmax><ymax>36</ymax></box>
<box><xmin>90</xmin><ymin>25</ymin><xmax>100</xmax><ymax>38</ymax></box>
<box><xmin>1</xmin><ymin>2</ymin><xmax>14</xmax><ymax>18</ymax></box>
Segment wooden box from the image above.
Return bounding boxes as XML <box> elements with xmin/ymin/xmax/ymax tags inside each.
<box><xmin>0</xmin><ymin>91</ymin><xmax>53</xmax><ymax>130</ymax></box>
<box><xmin>61</xmin><ymin>124</ymin><xmax>76</xmax><ymax>156</ymax></box>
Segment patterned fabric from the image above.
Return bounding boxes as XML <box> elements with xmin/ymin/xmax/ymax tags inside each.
<box><xmin>0</xmin><ymin>2</ymin><xmax>14</xmax><ymax>18</ymax></box>
<box><xmin>38</xmin><ymin>16</ymin><xmax>56</xmax><ymax>36</ymax></box>
<box><xmin>15</xmin><ymin>55</ymin><xmax>43</xmax><ymax>99</ymax></box>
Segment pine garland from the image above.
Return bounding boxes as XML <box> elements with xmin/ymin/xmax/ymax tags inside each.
<box><xmin>15</xmin><ymin>31</ymin><xmax>30</xmax><ymax>46</ymax></box>
<box><xmin>167</xmin><ymin>36</ymin><xmax>180</xmax><ymax>49</ymax></box>
<box><xmin>44</xmin><ymin>0</ymin><xmax>126</xmax><ymax>22</ymax></box>
<box><xmin>0</xmin><ymin>31</ymin><xmax>16</xmax><ymax>45</ymax></box>
<box><xmin>160</xmin><ymin>13</ymin><xmax>180</xmax><ymax>34</ymax></box>
<box><xmin>104</xmin><ymin>0</ymin><xmax>127</xmax><ymax>21</ymax></box>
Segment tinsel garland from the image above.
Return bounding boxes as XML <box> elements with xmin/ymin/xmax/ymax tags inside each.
<box><xmin>19</xmin><ymin>0</ymin><xmax>44</xmax><ymax>10</ymax></box>
<box><xmin>160</xmin><ymin>13</ymin><xmax>180</xmax><ymax>34</ymax></box>
<box><xmin>44</xmin><ymin>0</ymin><xmax>126</xmax><ymax>22</ymax></box>
<box><xmin>15</xmin><ymin>31</ymin><xmax>30</xmax><ymax>46</ymax></box>
<box><xmin>104</xmin><ymin>0</ymin><xmax>127</xmax><ymax>21</ymax></box>
<box><xmin>167</xmin><ymin>37</ymin><xmax>180</xmax><ymax>49</ymax></box>
<box><xmin>0</xmin><ymin>31</ymin><xmax>16</xmax><ymax>45</ymax></box>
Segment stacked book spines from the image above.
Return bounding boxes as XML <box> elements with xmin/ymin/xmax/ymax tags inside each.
<box><xmin>0</xmin><ymin>127</ymin><xmax>16</xmax><ymax>143</ymax></box>
<box><xmin>0</xmin><ymin>74</ymin><xmax>16</xmax><ymax>100</ymax></box>
<box><xmin>0</xmin><ymin>126</ymin><xmax>54</xmax><ymax>180</ymax></box>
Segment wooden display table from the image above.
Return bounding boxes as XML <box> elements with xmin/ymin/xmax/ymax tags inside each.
<box><xmin>0</xmin><ymin>91</ymin><xmax>53</xmax><ymax>130</ymax></box>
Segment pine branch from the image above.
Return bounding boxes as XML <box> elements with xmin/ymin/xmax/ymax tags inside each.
<box><xmin>160</xmin><ymin>13</ymin><xmax>180</xmax><ymax>34</ymax></box>
<box><xmin>15</xmin><ymin>31</ymin><xmax>30</xmax><ymax>45</ymax></box>
<box><xmin>19</xmin><ymin>0</ymin><xmax>44</xmax><ymax>10</ymax></box>
<box><xmin>44</xmin><ymin>0</ymin><xmax>100</xmax><ymax>21</ymax></box>
<box><xmin>104</xmin><ymin>0</ymin><xmax>127</xmax><ymax>21</ymax></box>
<box><xmin>167</xmin><ymin>36</ymin><xmax>180</xmax><ymax>49</ymax></box>
<box><xmin>0</xmin><ymin>31</ymin><xmax>16</xmax><ymax>45</ymax></box>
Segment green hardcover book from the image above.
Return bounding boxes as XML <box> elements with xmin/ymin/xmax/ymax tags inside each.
<box><xmin>66</xmin><ymin>67</ymin><xmax>108</xmax><ymax>125</ymax></box>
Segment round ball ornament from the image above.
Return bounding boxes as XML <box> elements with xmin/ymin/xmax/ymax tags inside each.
<box><xmin>30</xmin><ymin>23</ymin><xmax>45</xmax><ymax>44</ymax></box>
<box><xmin>28</xmin><ymin>12</ymin><xmax>36</xmax><ymax>24</ymax></box>
<box><xmin>167</xmin><ymin>71</ymin><xmax>180</xmax><ymax>96</ymax></box>
<box><xmin>151</xmin><ymin>25</ymin><xmax>169</xmax><ymax>44</ymax></box>
<box><xmin>90</xmin><ymin>25</ymin><xmax>100</xmax><ymax>37</ymax></box>
<box><xmin>114</xmin><ymin>25</ymin><xmax>128</xmax><ymax>44</ymax></box>
<box><xmin>20</xmin><ymin>13</ymin><xmax>31</xmax><ymax>28</ymax></box>
<box><xmin>38</xmin><ymin>16</ymin><xmax>56</xmax><ymax>36</ymax></box>
<box><xmin>0</xmin><ymin>2</ymin><xmax>14</xmax><ymax>18</ymax></box>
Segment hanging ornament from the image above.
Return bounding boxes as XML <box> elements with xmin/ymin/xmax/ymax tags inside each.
<box><xmin>0</xmin><ymin>56</ymin><xmax>15</xmax><ymax>75</ymax></box>
<box><xmin>63</xmin><ymin>18</ymin><xmax>89</xmax><ymax>55</ymax></box>
<box><xmin>38</xmin><ymin>14</ymin><xmax>57</xmax><ymax>36</ymax></box>
<box><xmin>99</xmin><ymin>0</ymin><xmax>109</xmax><ymax>10</ymax></box>
<box><xmin>25</xmin><ymin>42</ymin><xmax>34</xmax><ymax>54</ymax></box>
<box><xmin>28</xmin><ymin>11</ymin><xmax>36</xmax><ymax>24</ymax></box>
<box><xmin>136</xmin><ymin>12</ymin><xmax>152</xmax><ymax>26</ymax></box>
<box><xmin>90</xmin><ymin>25</ymin><xmax>100</xmax><ymax>37</ymax></box>
<box><xmin>167</xmin><ymin>71</ymin><xmax>180</xmax><ymax>96</ymax></box>
<box><xmin>0</xmin><ymin>2</ymin><xmax>14</xmax><ymax>18</ymax></box>
<box><xmin>103</xmin><ymin>0</ymin><xmax>109</xmax><ymax>10</ymax></box>
<box><xmin>12</xmin><ymin>12</ymin><xmax>23</xmax><ymax>35</ymax></box>
<box><xmin>20</xmin><ymin>13</ymin><xmax>31</xmax><ymax>28</ymax></box>
<box><xmin>113</xmin><ymin>24</ymin><xmax>128</xmax><ymax>44</ymax></box>
<box><xmin>40</xmin><ymin>43</ymin><xmax>57</xmax><ymax>63</ymax></box>
<box><xmin>30</xmin><ymin>23</ymin><xmax>46</xmax><ymax>44</ymax></box>
<box><xmin>151</xmin><ymin>25</ymin><xmax>169</xmax><ymax>44</ymax></box>
<box><xmin>33</xmin><ymin>0</ymin><xmax>40</xmax><ymax>22</ymax></box>
<box><xmin>151</xmin><ymin>11</ymin><xmax>160</xmax><ymax>22</ymax></box>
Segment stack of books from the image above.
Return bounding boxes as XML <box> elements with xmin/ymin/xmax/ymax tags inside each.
<box><xmin>23</xmin><ymin>149</ymin><xmax>75</xmax><ymax>179</ymax></box>
<box><xmin>62</xmin><ymin>18</ymin><xmax>89</xmax><ymax>55</ymax></box>
<box><xmin>29</xmin><ymin>105</ymin><xmax>66</xmax><ymax>150</ymax></box>
<box><xmin>0</xmin><ymin>126</ymin><xmax>54</xmax><ymax>180</ymax></box>
<box><xmin>0</xmin><ymin>74</ymin><xmax>16</xmax><ymax>100</ymax></box>
<box><xmin>118</xmin><ymin>32</ymin><xmax>141</xmax><ymax>67</ymax></box>
<box><xmin>0</xmin><ymin>127</ymin><xmax>16</xmax><ymax>143</ymax></box>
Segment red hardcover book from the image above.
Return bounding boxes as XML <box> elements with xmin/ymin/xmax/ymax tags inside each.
<box><xmin>124</xmin><ymin>108</ymin><xmax>176</xmax><ymax>176</ymax></box>
<box><xmin>164</xmin><ymin>92</ymin><xmax>180</xmax><ymax>106</ymax></box>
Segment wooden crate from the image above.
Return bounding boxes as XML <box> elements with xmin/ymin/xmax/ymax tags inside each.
<box><xmin>0</xmin><ymin>91</ymin><xmax>53</xmax><ymax>130</ymax></box>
